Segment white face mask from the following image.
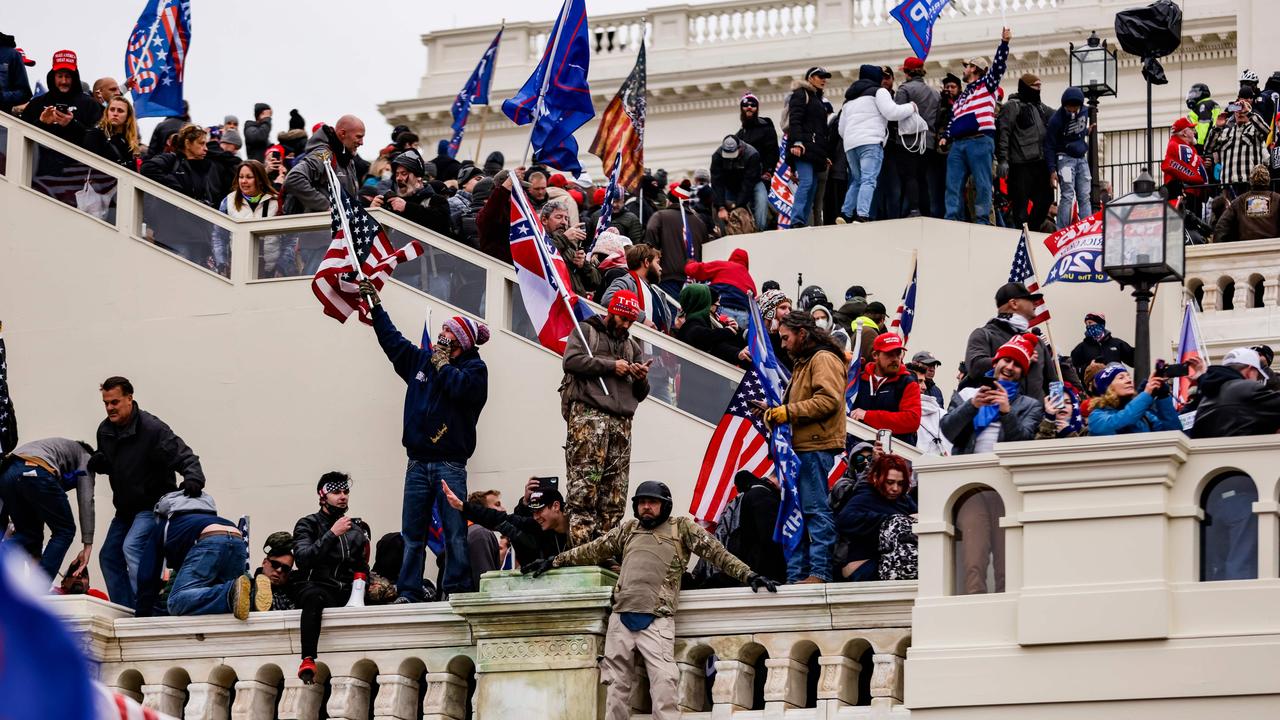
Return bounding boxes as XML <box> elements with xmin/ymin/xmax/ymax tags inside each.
<box><xmin>1006</xmin><ymin>314</ymin><xmax>1029</xmax><ymax>332</ymax></box>
<box><xmin>815</xmin><ymin>315</ymin><xmax>832</xmax><ymax>331</ymax></box>
<box><xmin>380</xmin><ymin>170</ymin><xmax>392</xmax><ymax>181</ymax></box>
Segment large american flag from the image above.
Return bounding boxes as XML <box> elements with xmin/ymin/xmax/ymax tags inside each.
<box><xmin>1010</xmin><ymin>229</ymin><xmax>1050</xmax><ymax>327</ymax></box>
<box><xmin>589</xmin><ymin>44</ymin><xmax>646</xmax><ymax>191</ymax></box>
<box><xmin>689</xmin><ymin>369</ymin><xmax>777</xmax><ymax>525</ymax></box>
<box><xmin>311</xmin><ymin>160</ymin><xmax>424</xmax><ymax>324</ymax></box>
<box><xmin>0</xmin><ymin>321</ymin><xmax>16</xmax><ymax>454</ymax></box>
<box><xmin>888</xmin><ymin>255</ymin><xmax>918</xmax><ymax>344</ymax></box>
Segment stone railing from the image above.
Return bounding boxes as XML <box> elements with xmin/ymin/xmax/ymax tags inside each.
<box><xmin>908</xmin><ymin>433</ymin><xmax>1280</xmax><ymax>714</ymax></box>
<box><xmin>55</xmin><ymin>568</ymin><xmax>914</xmax><ymax>719</ymax></box>
<box><xmin>1186</xmin><ymin>237</ymin><xmax>1280</xmax><ymax>312</ymax></box>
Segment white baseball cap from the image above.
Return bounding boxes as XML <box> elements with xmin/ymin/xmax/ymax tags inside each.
<box><xmin>1223</xmin><ymin>347</ymin><xmax>1266</xmax><ymax>374</ymax></box>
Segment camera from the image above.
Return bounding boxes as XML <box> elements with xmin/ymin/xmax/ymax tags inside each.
<box><xmin>1226</xmin><ymin>102</ymin><xmax>1244</xmax><ymax>114</ymax></box>
<box><xmin>1154</xmin><ymin>361</ymin><xmax>1190</xmax><ymax>378</ymax></box>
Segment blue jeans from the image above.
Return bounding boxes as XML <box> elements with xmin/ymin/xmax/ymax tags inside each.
<box><xmin>0</xmin><ymin>461</ymin><xmax>77</xmax><ymax>579</ymax></box>
<box><xmin>100</xmin><ymin>510</ymin><xmax>157</xmax><ymax>609</ymax></box>
<box><xmin>398</xmin><ymin>459</ymin><xmax>470</xmax><ymax>599</ymax></box>
<box><xmin>167</xmin><ymin>534</ymin><xmax>249</xmax><ymax>616</ymax></box>
<box><xmin>944</xmin><ymin>135</ymin><xmax>995</xmax><ymax>225</ymax></box>
<box><xmin>719</xmin><ymin>306</ymin><xmax>750</xmax><ymax>330</ymax></box>
<box><xmin>842</xmin><ymin>145</ymin><xmax>885</xmax><ymax>219</ymax></box>
<box><xmin>1056</xmin><ymin>154</ymin><xmax>1092</xmax><ymax>227</ymax></box>
<box><xmin>790</xmin><ymin>160</ymin><xmax>817</xmax><ymax>227</ymax></box>
<box><xmin>785</xmin><ymin>451</ymin><xmax>837</xmax><ymax>583</ymax></box>
<box><xmin>751</xmin><ymin>180</ymin><xmax>769</xmax><ymax>230</ymax></box>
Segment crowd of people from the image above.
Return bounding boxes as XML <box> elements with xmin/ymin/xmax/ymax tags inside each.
<box><xmin>7</xmin><ymin>29</ymin><xmax>1280</xmax><ymax>719</ymax></box>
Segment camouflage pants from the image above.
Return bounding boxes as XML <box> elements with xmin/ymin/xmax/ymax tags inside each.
<box><xmin>565</xmin><ymin>402</ymin><xmax>632</xmax><ymax>547</ymax></box>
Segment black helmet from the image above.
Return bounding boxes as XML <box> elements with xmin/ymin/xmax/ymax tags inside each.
<box><xmin>631</xmin><ymin>481</ymin><xmax>673</xmax><ymax>528</ymax></box>
<box><xmin>1186</xmin><ymin>83</ymin><xmax>1211</xmax><ymax>110</ymax></box>
<box><xmin>798</xmin><ymin>285</ymin><xmax>829</xmax><ymax>312</ymax></box>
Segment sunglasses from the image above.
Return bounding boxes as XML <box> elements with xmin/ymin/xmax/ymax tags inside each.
<box><xmin>268</xmin><ymin>559</ymin><xmax>292</xmax><ymax>573</ymax></box>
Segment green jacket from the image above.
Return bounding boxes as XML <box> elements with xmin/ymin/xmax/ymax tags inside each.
<box><xmin>552</xmin><ymin>516</ymin><xmax>752</xmax><ymax>616</ymax></box>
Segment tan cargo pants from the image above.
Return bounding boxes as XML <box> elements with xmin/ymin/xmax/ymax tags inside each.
<box><xmin>601</xmin><ymin>613</ymin><xmax>679</xmax><ymax>720</ymax></box>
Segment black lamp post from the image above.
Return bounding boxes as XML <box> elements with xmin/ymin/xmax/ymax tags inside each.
<box><xmin>1070</xmin><ymin>31</ymin><xmax>1118</xmax><ymax>207</ymax></box>
<box><xmin>1102</xmin><ymin>172</ymin><xmax>1185</xmax><ymax>385</ymax></box>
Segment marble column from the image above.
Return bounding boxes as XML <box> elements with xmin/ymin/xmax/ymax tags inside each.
<box><xmin>230</xmin><ymin>679</ymin><xmax>279</xmax><ymax>720</ymax></box>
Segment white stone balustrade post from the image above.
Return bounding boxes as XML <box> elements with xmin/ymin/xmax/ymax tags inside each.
<box><xmin>1232</xmin><ymin>280</ymin><xmax>1250</xmax><ymax>310</ymax></box>
<box><xmin>373</xmin><ymin>674</ymin><xmax>420</xmax><ymax>720</ymax></box>
<box><xmin>231</xmin><ymin>680</ymin><xmax>279</xmax><ymax>720</ymax></box>
<box><xmin>817</xmin><ymin>655</ymin><xmax>862</xmax><ymax>706</ymax></box>
<box><xmin>816</xmin><ymin>0</ymin><xmax>854</xmax><ymax>28</ymax></box>
<box><xmin>422</xmin><ymin>672</ymin><xmax>468</xmax><ymax>720</ymax></box>
<box><xmin>327</xmin><ymin>676</ymin><xmax>372</xmax><ymax>720</ymax></box>
<box><xmin>676</xmin><ymin>660</ymin><xmax>708</xmax><ymax>712</ymax></box>
<box><xmin>870</xmin><ymin>653</ymin><xmax>905</xmax><ymax>709</ymax></box>
<box><xmin>1202</xmin><ymin>283</ymin><xmax>1220</xmax><ymax>311</ymax></box>
<box><xmin>1264</xmin><ymin>278</ymin><xmax>1279</xmax><ymax>308</ymax></box>
<box><xmin>710</xmin><ymin>659</ymin><xmax>755</xmax><ymax>713</ymax></box>
<box><xmin>184</xmin><ymin>682</ymin><xmax>232</xmax><ymax>720</ymax></box>
<box><xmin>763</xmin><ymin>657</ymin><xmax>806</xmax><ymax>709</ymax></box>
<box><xmin>277</xmin><ymin>678</ymin><xmax>324</xmax><ymax>720</ymax></box>
<box><xmin>650</xmin><ymin>7</ymin><xmax>689</xmax><ymax>50</ymax></box>
<box><xmin>141</xmin><ymin>684</ymin><xmax>186</xmax><ymax>717</ymax></box>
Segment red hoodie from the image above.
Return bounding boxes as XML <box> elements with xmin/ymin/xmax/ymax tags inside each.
<box><xmin>684</xmin><ymin>248</ymin><xmax>756</xmax><ymax>294</ymax></box>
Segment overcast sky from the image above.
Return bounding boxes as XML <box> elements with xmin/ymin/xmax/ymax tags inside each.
<box><xmin>4</xmin><ymin>1</ymin><xmax>719</xmax><ymax>144</ymax></box>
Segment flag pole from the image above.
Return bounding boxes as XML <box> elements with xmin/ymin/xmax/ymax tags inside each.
<box><xmin>1022</xmin><ymin>223</ymin><xmax>1063</xmax><ymax>383</ymax></box>
<box><xmin>524</xmin><ymin>1</ymin><xmax>572</xmax><ymax>168</ymax></box>
<box><xmin>473</xmin><ymin>106</ymin><xmax>488</xmax><ymax>162</ymax></box>
<box><xmin>894</xmin><ymin>249</ymin><xmax>918</xmax><ymax>340</ymax></box>
<box><xmin>326</xmin><ymin>156</ymin><xmax>366</xmax><ymax>281</ymax></box>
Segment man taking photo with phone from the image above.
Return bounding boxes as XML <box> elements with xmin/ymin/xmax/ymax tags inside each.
<box><xmin>561</xmin><ymin>290</ymin><xmax>650</xmax><ymax>547</ymax></box>
<box><xmin>543</xmin><ymin>201</ymin><xmax>599</xmax><ymax>296</ymax></box>
<box><xmin>941</xmin><ymin>333</ymin><xmax>1044</xmax><ymax>454</ymax></box>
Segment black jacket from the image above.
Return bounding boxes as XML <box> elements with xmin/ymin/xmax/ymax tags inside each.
<box><xmin>463</xmin><ymin>499</ymin><xmax>567</xmax><ymax>567</ymax></box>
<box><xmin>710</xmin><ymin>143</ymin><xmax>762</xmax><ymax>210</ymax></box>
<box><xmin>243</xmin><ymin>116</ymin><xmax>272</xmax><ymax>163</ymax></box>
<box><xmin>786</xmin><ymin>81</ymin><xmax>830</xmax><ymax>166</ymax></box>
<box><xmin>389</xmin><ymin>185</ymin><xmax>453</xmax><ymax>236</ymax></box>
<box><xmin>736</xmin><ymin>116</ymin><xmax>779</xmax><ymax>175</ymax></box>
<box><xmin>146</xmin><ymin>115</ymin><xmax>190</xmax><ymax>158</ymax></box>
<box><xmin>732</xmin><ymin>482</ymin><xmax>786</xmax><ymax>582</ymax></box>
<box><xmin>140</xmin><ymin>148</ymin><xmax>239</xmax><ymax>208</ymax></box>
<box><xmin>996</xmin><ymin>88</ymin><xmax>1053</xmax><ymax>165</ymax></box>
<box><xmin>96</xmin><ymin>405</ymin><xmax>205</xmax><ymax>518</ymax></box>
<box><xmin>19</xmin><ymin>66</ymin><xmax>100</xmax><ymax>145</ymax></box>
<box><xmin>292</xmin><ymin>509</ymin><xmax>371</xmax><ymax>587</ymax></box>
<box><xmin>675</xmin><ymin>316</ymin><xmax>747</xmax><ymax>368</ymax></box>
<box><xmin>1069</xmin><ymin>333</ymin><xmax>1135</xmax><ymax>378</ymax></box>
<box><xmin>83</xmin><ymin>128</ymin><xmax>138</xmax><ymax>170</ymax></box>
<box><xmin>1190</xmin><ymin>365</ymin><xmax>1280</xmax><ymax>438</ymax></box>
<box><xmin>835</xmin><ymin>480</ymin><xmax>917</xmax><ymax>565</ymax></box>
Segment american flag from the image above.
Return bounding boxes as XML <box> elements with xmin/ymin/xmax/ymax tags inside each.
<box><xmin>590</xmin><ymin>151</ymin><xmax>623</xmax><ymax>250</ymax></box>
<box><xmin>311</xmin><ymin>160</ymin><xmax>424</xmax><ymax>324</ymax></box>
<box><xmin>888</xmin><ymin>255</ymin><xmax>918</xmax><ymax>344</ymax></box>
<box><xmin>589</xmin><ymin>44</ymin><xmax>646</xmax><ymax>191</ymax></box>
<box><xmin>0</xmin><ymin>321</ymin><xmax>16</xmax><ymax>454</ymax></box>
<box><xmin>689</xmin><ymin>369</ymin><xmax>778</xmax><ymax>525</ymax></box>
<box><xmin>767</xmin><ymin>135</ymin><xmax>797</xmax><ymax>228</ymax></box>
<box><xmin>1010</xmin><ymin>230</ymin><xmax>1050</xmax><ymax>327</ymax></box>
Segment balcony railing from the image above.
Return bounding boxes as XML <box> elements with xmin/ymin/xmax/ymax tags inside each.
<box><xmin>58</xmin><ymin>570</ymin><xmax>915</xmax><ymax>719</ymax></box>
<box><xmin>1186</xmin><ymin>237</ymin><xmax>1280</xmax><ymax>313</ymax></box>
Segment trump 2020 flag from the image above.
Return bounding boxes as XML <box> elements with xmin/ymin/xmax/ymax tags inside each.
<box><xmin>745</xmin><ymin>298</ymin><xmax>804</xmax><ymax>558</ymax></box>
<box><xmin>767</xmin><ymin>135</ymin><xmax>798</xmax><ymax>228</ymax></box>
<box><xmin>502</xmin><ymin>0</ymin><xmax>594</xmax><ymax>174</ymax></box>
<box><xmin>123</xmin><ymin>0</ymin><xmax>192</xmax><ymax>119</ymax></box>
<box><xmin>889</xmin><ymin>0</ymin><xmax>950</xmax><ymax>60</ymax></box>
<box><xmin>0</xmin><ymin>549</ymin><xmax>96</xmax><ymax>720</ymax></box>
<box><xmin>1043</xmin><ymin>211</ymin><xmax>1107</xmax><ymax>284</ymax></box>
<box><xmin>448</xmin><ymin>26</ymin><xmax>503</xmax><ymax>158</ymax></box>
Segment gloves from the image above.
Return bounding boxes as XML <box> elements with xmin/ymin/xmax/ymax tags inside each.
<box><xmin>763</xmin><ymin>406</ymin><xmax>788</xmax><ymax>425</ymax></box>
<box><xmin>430</xmin><ymin>341</ymin><xmax>451</xmax><ymax>370</ymax></box>
<box><xmin>995</xmin><ymin>161</ymin><xmax>1009</xmax><ymax>179</ymax></box>
<box><xmin>748</xmin><ymin>573</ymin><xmax>779</xmax><ymax>593</ymax></box>
<box><xmin>86</xmin><ymin>452</ymin><xmax>112</xmax><ymax>475</ymax></box>
<box><xmin>179</xmin><ymin>479</ymin><xmax>203</xmax><ymax>498</ymax></box>
<box><xmin>522</xmin><ymin>558</ymin><xmax>555</xmax><ymax>577</ymax></box>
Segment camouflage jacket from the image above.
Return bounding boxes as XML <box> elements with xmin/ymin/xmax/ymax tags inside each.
<box><xmin>552</xmin><ymin>516</ymin><xmax>752</xmax><ymax>617</ymax></box>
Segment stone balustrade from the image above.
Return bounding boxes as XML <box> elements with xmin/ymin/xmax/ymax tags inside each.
<box><xmin>55</xmin><ymin>567</ymin><xmax>913</xmax><ymax>719</ymax></box>
<box><xmin>1183</xmin><ymin>237</ymin><xmax>1280</xmax><ymax>359</ymax></box>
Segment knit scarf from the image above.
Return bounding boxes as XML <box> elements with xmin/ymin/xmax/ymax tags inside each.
<box><xmin>973</xmin><ymin>374</ymin><xmax>1021</xmax><ymax>433</ymax></box>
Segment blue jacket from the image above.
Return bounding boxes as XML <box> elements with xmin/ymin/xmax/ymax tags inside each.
<box><xmin>1044</xmin><ymin>93</ymin><xmax>1090</xmax><ymax>172</ymax></box>
<box><xmin>1087</xmin><ymin>392</ymin><xmax>1181</xmax><ymax>436</ymax></box>
<box><xmin>0</xmin><ymin>47</ymin><xmax>32</xmax><ymax>110</ymax></box>
<box><xmin>835</xmin><ymin>480</ymin><xmax>917</xmax><ymax>565</ymax></box>
<box><xmin>372</xmin><ymin>305</ymin><xmax>488</xmax><ymax>462</ymax></box>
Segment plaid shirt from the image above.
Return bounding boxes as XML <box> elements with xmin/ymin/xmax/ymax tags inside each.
<box><xmin>1205</xmin><ymin>112</ymin><xmax>1271</xmax><ymax>185</ymax></box>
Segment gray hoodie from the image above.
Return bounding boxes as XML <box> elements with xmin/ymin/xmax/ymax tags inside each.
<box><xmin>283</xmin><ymin>127</ymin><xmax>360</xmax><ymax>214</ymax></box>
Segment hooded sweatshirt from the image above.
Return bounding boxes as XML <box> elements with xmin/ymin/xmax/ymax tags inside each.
<box><xmin>684</xmin><ymin>248</ymin><xmax>756</xmax><ymax>311</ymax></box>
<box><xmin>839</xmin><ymin>64</ymin><xmax>916</xmax><ymax>151</ymax></box>
<box><xmin>1189</xmin><ymin>365</ymin><xmax>1280</xmax><ymax>438</ymax></box>
<box><xmin>1044</xmin><ymin>87</ymin><xmax>1091</xmax><ymax>173</ymax></box>
<box><xmin>996</xmin><ymin>77</ymin><xmax>1053</xmax><ymax>165</ymax></box>
<box><xmin>283</xmin><ymin>125</ymin><xmax>360</xmax><ymax>214</ymax></box>
<box><xmin>20</xmin><ymin>61</ymin><xmax>100</xmax><ymax>144</ymax></box>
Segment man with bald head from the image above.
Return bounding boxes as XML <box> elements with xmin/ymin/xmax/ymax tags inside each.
<box><xmin>283</xmin><ymin>114</ymin><xmax>366</xmax><ymax>214</ymax></box>
<box><xmin>92</xmin><ymin>77</ymin><xmax>121</xmax><ymax>106</ymax></box>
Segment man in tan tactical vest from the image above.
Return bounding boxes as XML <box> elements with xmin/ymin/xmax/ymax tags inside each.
<box><xmin>524</xmin><ymin>480</ymin><xmax>779</xmax><ymax>719</ymax></box>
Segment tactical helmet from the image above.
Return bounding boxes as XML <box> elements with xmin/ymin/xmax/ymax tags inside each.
<box><xmin>631</xmin><ymin>481</ymin><xmax>673</xmax><ymax>528</ymax></box>
<box><xmin>798</xmin><ymin>284</ymin><xmax>829</xmax><ymax>312</ymax></box>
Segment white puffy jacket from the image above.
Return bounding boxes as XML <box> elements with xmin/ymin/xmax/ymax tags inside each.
<box><xmin>838</xmin><ymin>88</ymin><xmax>917</xmax><ymax>151</ymax></box>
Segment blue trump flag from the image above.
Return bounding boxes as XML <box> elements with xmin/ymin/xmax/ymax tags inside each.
<box><xmin>502</xmin><ymin>0</ymin><xmax>594</xmax><ymax>174</ymax></box>
<box><xmin>0</xmin><ymin>549</ymin><xmax>96</xmax><ymax>720</ymax></box>
<box><xmin>448</xmin><ymin>27</ymin><xmax>503</xmax><ymax>158</ymax></box>
<box><xmin>123</xmin><ymin>0</ymin><xmax>192</xmax><ymax>119</ymax></box>
<box><xmin>744</xmin><ymin>299</ymin><xmax>805</xmax><ymax>558</ymax></box>
<box><xmin>889</xmin><ymin>0</ymin><xmax>950</xmax><ymax>60</ymax></box>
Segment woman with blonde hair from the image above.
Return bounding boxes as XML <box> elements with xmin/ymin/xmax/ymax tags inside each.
<box><xmin>1086</xmin><ymin>363</ymin><xmax>1182</xmax><ymax>436</ymax></box>
<box><xmin>83</xmin><ymin>96</ymin><xmax>141</xmax><ymax>170</ymax></box>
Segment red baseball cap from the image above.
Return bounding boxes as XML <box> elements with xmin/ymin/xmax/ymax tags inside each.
<box><xmin>592</xmin><ymin>187</ymin><xmax>607</xmax><ymax>205</ymax></box>
<box><xmin>16</xmin><ymin>48</ymin><xmax>36</xmax><ymax>67</ymax></box>
<box><xmin>873</xmin><ymin>333</ymin><xmax>904</xmax><ymax>353</ymax></box>
<box><xmin>51</xmin><ymin>49</ymin><xmax>77</xmax><ymax>74</ymax></box>
<box><xmin>1171</xmin><ymin>117</ymin><xmax>1195</xmax><ymax>134</ymax></box>
<box><xmin>902</xmin><ymin>57</ymin><xmax>925</xmax><ymax>72</ymax></box>
<box><xmin>608</xmin><ymin>290</ymin><xmax>642</xmax><ymax>320</ymax></box>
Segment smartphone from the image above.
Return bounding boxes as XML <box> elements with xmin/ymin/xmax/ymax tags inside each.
<box><xmin>976</xmin><ymin>377</ymin><xmax>999</xmax><ymax>390</ymax></box>
<box><xmin>54</xmin><ymin>103</ymin><xmax>71</xmax><ymax>114</ymax></box>
<box><xmin>876</xmin><ymin>429</ymin><xmax>893</xmax><ymax>455</ymax></box>
<box><xmin>1048</xmin><ymin>381</ymin><xmax>1064</xmax><ymax>408</ymax></box>
<box><xmin>534</xmin><ymin>476</ymin><xmax>560</xmax><ymax>493</ymax></box>
<box><xmin>1226</xmin><ymin>101</ymin><xmax>1244</xmax><ymax>113</ymax></box>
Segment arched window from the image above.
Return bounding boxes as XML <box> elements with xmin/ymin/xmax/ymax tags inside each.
<box><xmin>1220</xmin><ymin>277</ymin><xmax>1236</xmax><ymax>310</ymax></box>
<box><xmin>952</xmin><ymin>487</ymin><xmax>1006</xmax><ymax>595</ymax></box>
<box><xmin>1187</xmin><ymin>279</ymin><xmax>1205</xmax><ymax>310</ymax></box>
<box><xmin>1249</xmin><ymin>273</ymin><xmax>1265</xmax><ymax>309</ymax></box>
<box><xmin>1200</xmin><ymin>473</ymin><xmax>1258</xmax><ymax>581</ymax></box>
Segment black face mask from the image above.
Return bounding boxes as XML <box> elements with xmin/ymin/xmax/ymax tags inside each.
<box><xmin>322</xmin><ymin>500</ymin><xmax>348</xmax><ymax>518</ymax></box>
